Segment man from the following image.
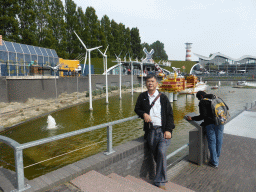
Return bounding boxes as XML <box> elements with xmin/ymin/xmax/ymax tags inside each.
<box><xmin>134</xmin><ymin>74</ymin><xmax>175</xmax><ymax>190</ymax></box>
<box><xmin>187</xmin><ymin>91</ymin><xmax>225</xmax><ymax>168</ymax></box>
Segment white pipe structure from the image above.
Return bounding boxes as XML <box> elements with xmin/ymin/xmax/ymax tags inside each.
<box><xmin>141</xmin><ymin>63</ymin><xmax>143</xmax><ymax>92</ymax></box>
<box><xmin>173</xmin><ymin>93</ymin><xmax>178</xmax><ymax>101</ymax></box>
<box><xmin>74</xmin><ymin>31</ymin><xmax>102</xmax><ymax>110</ymax></box>
<box><xmin>168</xmin><ymin>92</ymin><xmax>173</xmax><ymax>102</ymax></box>
<box><xmin>115</xmin><ymin>53</ymin><xmax>122</xmax><ymax>99</ymax></box>
<box><xmin>97</xmin><ymin>45</ymin><xmax>109</xmax><ymax>104</ymax></box>
<box><xmin>130</xmin><ymin>57</ymin><xmax>133</xmax><ymax>95</ymax></box>
<box><xmin>119</xmin><ymin>59</ymin><xmax>122</xmax><ymax>99</ymax></box>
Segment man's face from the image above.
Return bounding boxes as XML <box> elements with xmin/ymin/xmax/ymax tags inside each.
<box><xmin>146</xmin><ymin>77</ymin><xmax>158</xmax><ymax>92</ymax></box>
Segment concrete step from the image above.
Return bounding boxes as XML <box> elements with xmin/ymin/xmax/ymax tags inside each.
<box><xmin>125</xmin><ymin>175</ymin><xmax>195</xmax><ymax>192</ymax></box>
<box><xmin>71</xmin><ymin>170</ymin><xmax>134</xmax><ymax>192</ymax></box>
<box><xmin>125</xmin><ymin>175</ymin><xmax>163</xmax><ymax>191</ymax></box>
<box><xmin>71</xmin><ymin>170</ymin><xmax>195</xmax><ymax>192</ymax></box>
<box><xmin>108</xmin><ymin>173</ymin><xmax>156</xmax><ymax>192</ymax></box>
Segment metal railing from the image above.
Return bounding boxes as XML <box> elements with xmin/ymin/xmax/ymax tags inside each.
<box><xmin>0</xmin><ymin>115</ymin><xmax>138</xmax><ymax>191</ymax></box>
<box><xmin>0</xmin><ymin>115</ymin><xmax>190</xmax><ymax>192</ymax></box>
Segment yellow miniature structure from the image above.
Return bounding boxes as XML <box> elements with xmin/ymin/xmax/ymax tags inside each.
<box><xmin>159</xmin><ymin>73</ymin><xmax>198</xmax><ymax>93</ymax></box>
<box><xmin>159</xmin><ymin>73</ymin><xmax>185</xmax><ymax>93</ymax></box>
<box><xmin>58</xmin><ymin>58</ymin><xmax>80</xmax><ymax>77</ymax></box>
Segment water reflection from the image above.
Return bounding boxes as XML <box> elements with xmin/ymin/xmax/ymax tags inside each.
<box><xmin>1</xmin><ymin>84</ymin><xmax>256</xmax><ymax>179</ymax></box>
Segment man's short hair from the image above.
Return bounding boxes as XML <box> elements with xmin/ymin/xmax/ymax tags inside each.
<box><xmin>196</xmin><ymin>91</ymin><xmax>206</xmax><ymax>99</ymax></box>
<box><xmin>145</xmin><ymin>74</ymin><xmax>157</xmax><ymax>81</ymax></box>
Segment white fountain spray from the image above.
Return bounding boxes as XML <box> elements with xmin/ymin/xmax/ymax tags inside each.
<box><xmin>47</xmin><ymin>115</ymin><xmax>57</xmax><ymax>129</ymax></box>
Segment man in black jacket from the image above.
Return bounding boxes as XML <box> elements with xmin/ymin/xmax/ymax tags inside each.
<box><xmin>187</xmin><ymin>91</ymin><xmax>225</xmax><ymax>168</ymax></box>
<box><xmin>134</xmin><ymin>74</ymin><xmax>175</xmax><ymax>189</ymax></box>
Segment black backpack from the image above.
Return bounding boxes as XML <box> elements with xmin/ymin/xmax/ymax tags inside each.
<box><xmin>203</xmin><ymin>95</ymin><xmax>230</xmax><ymax>125</ymax></box>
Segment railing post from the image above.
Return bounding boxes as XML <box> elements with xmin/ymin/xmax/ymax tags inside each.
<box><xmin>12</xmin><ymin>149</ymin><xmax>30</xmax><ymax>192</ymax></box>
<box><xmin>104</xmin><ymin>125</ymin><xmax>115</xmax><ymax>155</ymax></box>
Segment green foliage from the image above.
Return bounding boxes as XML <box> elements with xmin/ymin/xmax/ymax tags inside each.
<box><xmin>2</xmin><ymin>0</ymin><xmax>168</xmax><ymax>62</ymax></box>
<box><xmin>18</xmin><ymin>0</ymin><xmax>37</xmax><ymax>45</ymax></box>
<box><xmin>150</xmin><ymin>41</ymin><xmax>168</xmax><ymax>60</ymax></box>
<box><xmin>0</xmin><ymin>0</ymin><xmax>20</xmax><ymax>42</ymax></box>
<box><xmin>131</xmin><ymin>27</ymin><xmax>142</xmax><ymax>59</ymax></box>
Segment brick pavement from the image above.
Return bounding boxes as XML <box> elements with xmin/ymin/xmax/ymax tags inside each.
<box><xmin>168</xmin><ymin>133</ymin><xmax>256</xmax><ymax>192</ymax></box>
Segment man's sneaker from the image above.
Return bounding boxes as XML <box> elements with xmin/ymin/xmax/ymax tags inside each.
<box><xmin>158</xmin><ymin>185</ymin><xmax>166</xmax><ymax>190</ymax></box>
<box><xmin>208</xmin><ymin>161</ymin><xmax>218</xmax><ymax>168</ymax></box>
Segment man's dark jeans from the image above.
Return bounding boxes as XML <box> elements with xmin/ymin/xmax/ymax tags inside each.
<box><xmin>147</xmin><ymin>127</ymin><xmax>171</xmax><ymax>186</ymax></box>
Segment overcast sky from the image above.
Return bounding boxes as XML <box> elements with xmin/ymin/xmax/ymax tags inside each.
<box><xmin>70</xmin><ymin>0</ymin><xmax>256</xmax><ymax>61</ymax></box>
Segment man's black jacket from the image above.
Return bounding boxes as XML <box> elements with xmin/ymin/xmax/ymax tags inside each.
<box><xmin>134</xmin><ymin>91</ymin><xmax>175</xmax><ymax>138</ymax></box>
<box><xmin>192</xmin><ymin>94</ymin><xmax>217</xmax><ymax>126</ymax></box>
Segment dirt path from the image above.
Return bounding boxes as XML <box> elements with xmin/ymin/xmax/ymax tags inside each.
<box><xmin>0</xmin><ymin>87</ymin><xmax>146</xmax><ymax>131</ymax></box>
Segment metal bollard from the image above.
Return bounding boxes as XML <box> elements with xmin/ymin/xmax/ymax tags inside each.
<box><xmin>11</xmin><ymin>149</ymin><xmax>30</xmax><ymax>192</ymax></box>
<box><xmin>104</xmin><ymin>125</ymin><xmax>115</xmax><ymax>155</ymax></box>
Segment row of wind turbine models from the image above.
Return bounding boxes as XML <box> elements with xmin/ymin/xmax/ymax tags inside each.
<box><xmin>74</xmin><ymin>31</ymin><xmax>102</xmax><ymax>110</ymax></box>
<box><xmin>75</xmin><ymin>30</ymin><xmax>161</xmax><ymax>110</ymax></box>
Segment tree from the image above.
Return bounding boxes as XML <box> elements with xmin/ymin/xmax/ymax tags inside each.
<box><xmin>130</xmin><ymin>27</ymin><xmax>142</xmax><ymax>59</ymax></box>
<box><xmin>0</xmin><ymin>0</ymin><xmax>20</xmax><ymax>42</ymax></box>
<box><xmin>141</xmin><ymin>42</ymin><xmax>151</xmax><ymax>52</ymax></box>
<box><xmin>18</xmin><ymin>0</ymin><xmax>37</xmax><ymax>45</ymax></box>
<box><xmin>49</xmin><ymin>0</ymin><xmax>68</xmax><ymax>58</ymax></box>
<box><xmin>85</xmin><ymin>6</ymin><xmax>101</xmax><ymax>57</ymax></box>
<box><xmin>35</xmin><ymin>0</ymin><xmax>50</xmax><ymax>46</ymax></box>
<box><xmin>65</xmin><ymin>0</ymin><xmax>78</xmax><ymax>59</ymax></box>
<box><xmin>150</xmin><ymin>40</ymin><xmax>168</xmax><ymax>60</ymax></box>
<box><xmin>101</xmin><ymin>15</ymin><xmax>114</xmax><ymax>57</ymax></box>
<box><xmin>124</xmin><ymin>27</ymin><xmax>132</xmax><ymax>59</ymax></box>
<box><xmin>111</xmin><ymin>19</ymin><xmax>121</xmax><ymax>58</ymax></box>
<box><xmin>118</xmin><ymin>23</ymin><xmax>126</xmax><ymax>58</ymax></box>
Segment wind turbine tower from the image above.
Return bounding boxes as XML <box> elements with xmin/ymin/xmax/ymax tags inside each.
<box><xmin>185</xmin><ymin>43</ymin><xmax>192</xmax><ymax>61</ymax></box>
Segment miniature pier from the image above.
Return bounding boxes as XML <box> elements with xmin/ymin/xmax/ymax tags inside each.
<box><xmin>159</xmin><ymin>73</ymin><xmax>204</xmax><ymax>102</ymax></box>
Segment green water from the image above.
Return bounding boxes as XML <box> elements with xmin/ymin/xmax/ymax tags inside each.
<box><xmin>1</xmin><ymin>82</ymin><xmax>256</xmax><ymax>179</ymax></box>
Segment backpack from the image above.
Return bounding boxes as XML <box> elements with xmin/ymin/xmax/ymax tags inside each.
<box><xmin>203</xmin><ymin>95</ymin><xmax>230</xmax><ymax>125</ymax></box>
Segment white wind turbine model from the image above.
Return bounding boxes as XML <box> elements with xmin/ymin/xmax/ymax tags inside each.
<box><xmin>129</xmin><ymin>54</ymin><xmax>134</xmax><ymax>95</ymax></box>
<box><xmin>97</xmin><ymin>45</ymin><xmax>109</xmax><ymax>104</ymax></box>
<box><xmin>74</xmin><ymin>31</ymin><xmax>102</xmax><ymax>110</ymax></box>
<box><xmin>115</xmin><ymin>52</ymin><xmax>122</xmax><ymax>99</ymax></box>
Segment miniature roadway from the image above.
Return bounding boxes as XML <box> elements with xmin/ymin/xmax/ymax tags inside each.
<box><xmin>0</xmin><ymin>107</ymin><xmax>256</xmax><ymax>191</ymax></box>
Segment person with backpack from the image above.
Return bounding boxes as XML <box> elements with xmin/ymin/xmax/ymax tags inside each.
<box><xmin>187</xmin><ymin>91</ymin><xmax>229</xmax><ymax>168</ymax></box>
<box><xmin>134</xmin><ymin>74</ymin><xmax>175</xmax><ymax>190</ymax></box>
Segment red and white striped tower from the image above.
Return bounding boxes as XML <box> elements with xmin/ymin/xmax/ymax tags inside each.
<box><xmin>185</xmin><ymin>42</ymin><xmax>192</xmax><ymax>61</ymax></box>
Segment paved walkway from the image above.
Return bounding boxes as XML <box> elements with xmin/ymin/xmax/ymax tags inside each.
<box><xmin>168</xmin><ymin>133</ymin><xmax>256</xmax><ymax>192</ymax></box>
<box><xmin>167</xmin><ymin>107</ymin><xmax>256</xmax><ymax>192</ymax></box>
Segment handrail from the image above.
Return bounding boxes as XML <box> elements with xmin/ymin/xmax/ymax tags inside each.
<box><xmin>18</xmin><ymin>115</ymin><xmax>139</xmax><ymax>150</ymax></box>
<box><xmin>0</xmin><ymin>115</ymin><xmax>139</xmax><ymax>192</ymax></box>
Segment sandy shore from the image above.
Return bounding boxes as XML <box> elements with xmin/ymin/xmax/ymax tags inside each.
<box><xmin>0</xmin><ymin>87</ymin><xmax>147</xmax><ymax>131</ymax></box>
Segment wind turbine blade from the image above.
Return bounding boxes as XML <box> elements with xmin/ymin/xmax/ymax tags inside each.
<box><xmin>104</xmin><ymin>45</ymin><xmax>109</xmax><ymax>55</ymax></box>
<box><xmin>83</xmin><ymin>52</ymin><xmax>87</xmax><ymax>74</ymax></box>
<box><xmin>97</xmin><ymin>48</ymin><xmax>104</xmax><ymax>56</ymax></box>
<box><xmin>74</xmin><ymin>31</ymin><xmax>87</xmax><ymax>50</ymax></box>
<box><xmin>114</xmin><ymin>53</ymin><xmax>118</xmax><ymax>59</ymax></box>
<box><xmin>90</xmin><ymin>46</ymin><xmax>102</xmax><ymax>51</ymax></box>
<box><xmin>118</xmin><ymin>50</ymin><xmax>122</xmax><ymax>58</ymax></box>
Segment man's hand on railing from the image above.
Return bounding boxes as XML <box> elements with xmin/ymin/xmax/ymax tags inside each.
<box><xmin>186</xmin><ymin>116</ymin><xmax>193</xmax><ymax>121</ymax></box>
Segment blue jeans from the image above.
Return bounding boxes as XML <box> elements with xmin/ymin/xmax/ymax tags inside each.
<box><xmin>205</xmin><ymin>124</ymin><xmax>224</xmax><ymax>166</ymax></box>
<box><xmin>147</xmin><ymin>127</ymin><xmax>171</xmax><ymax>186</ymax></box>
